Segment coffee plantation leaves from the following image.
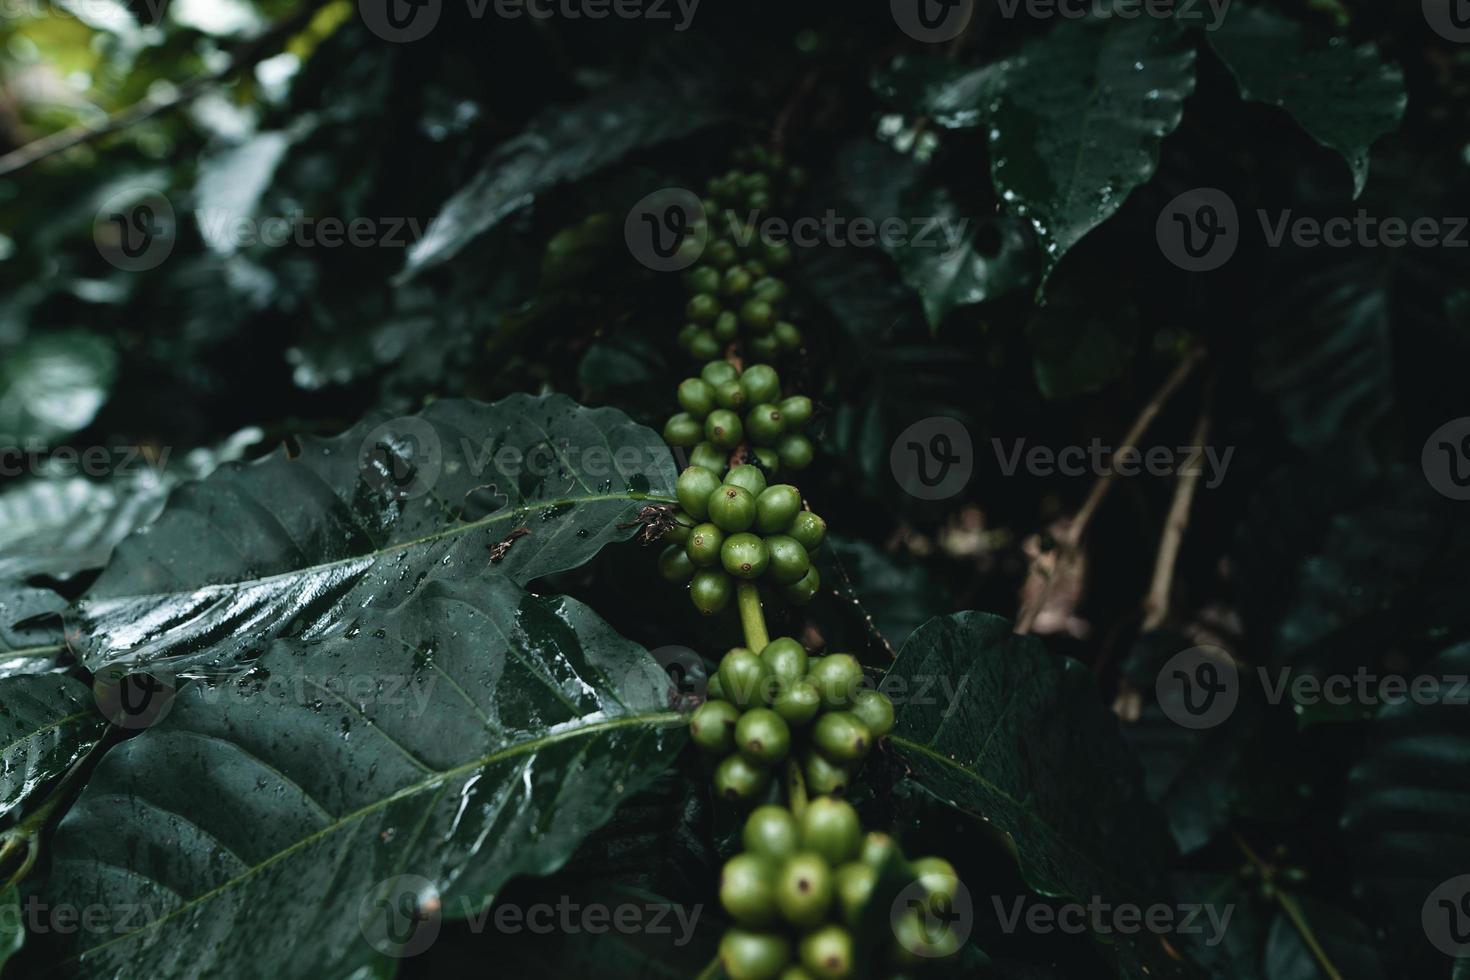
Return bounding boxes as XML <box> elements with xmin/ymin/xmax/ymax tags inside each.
<box><xmin>0</xmin><ymin>674</ymin><xmax>105</xmax><ymax>820</ymax></box>
<box><xmin>68</xmin><ymin>395</ymin><xmax>677</xmax><ymax>678</ymax></box>
<box><xmin>1208</xmin><ymin>4</ymin><xmax>1406</xmax><ymax>197</ymax></box>
<box><xmin>42</xmin><ymin>573</ymin><xmax>686</xmax><ymax>978</ymax></box>
<box><xmin>988</xmin><ymin>18</ymin><xmax>1195</xmax><ymax>286</ymax></box>
<box><xmin>886</xmin><ymin>611</ymin><xmax>1191</xmax><ymax>980</ymax></box>
<box><xmin>0</xmin><ymin>331</ymin><xmax>116</xmax><ymax>448</ymax></box>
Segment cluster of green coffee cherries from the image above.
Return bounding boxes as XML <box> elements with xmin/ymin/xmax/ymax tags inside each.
<box><xmin>662</xmin><ymin>360</ymin><xmax>814</xmax><ymax>477</ymax></box>
<box><xmin>658</xmin><ymin>462</ymin><xmax>826</xmax><ymax>616</ymax></box>
<box><xmin>689</xmin><ymin>639</ymin><xmax>892</xmax><ymax>802</ymax></box>
<box><xmin>718</xmin><ymin>799</ymin><xmax>964</xmax><ymax>979</ymax></box>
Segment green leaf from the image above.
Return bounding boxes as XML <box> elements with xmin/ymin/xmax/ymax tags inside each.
<box><xmin>988</xmin><ymin>18</ymin><xmax>1196</xmax><ymax>286</ymax></box>
<box><xmin>68</xmin><ymin>394</ymin><xmax>677</xmax><ymax>678</ymax></box>
<box><xmin>1264</xmin><ymin>896</ymin><xmax>1386</xmax><ymax>980</ymax></box>
<box><xmin>0</xmin><ymin>886</ymin><xmax>21</xmax><ymax>970</ymax></box>
<box><xmin>1207</xmin><ymin>4</ymin><xmax>1406</xmax><ymax>197</ymax></box>
<box><xmin>0</xmin><ymin>674</ymin><xmax>105</xmax><ymax>821</ymax></box>
<box><xmin>0</xmin><ymin>332</ymin><xmax>117</xmax><ymax>448</ymax></box>
<box><xmin>42</xmin><ymin>573</ymin><xmax>686</xmax><ymax>977</ymax></box>
<box><xmin>886</xmin><ymin>611</ymin><xmax>1191</xmax><ymax>979</ymax></box>
<box><xmin>870</xmin><ymin>54</ymin><xmax>1009</xmax><ymax>130</ymax></box>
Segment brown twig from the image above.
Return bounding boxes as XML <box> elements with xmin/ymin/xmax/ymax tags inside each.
<box><xmin>0</xmin><ymin>4</ymin><xmax>321</xmax><ymax>178</ymax></box>
<box><xmin>1141</xmin><ymin>391</ymin><xmax>1213</xmax><ymax>631</ymax></box>
<box><xmin>1014</xmin><ymin>347</ymin><xmax>1205</xmax><ymax>635</ymax></box>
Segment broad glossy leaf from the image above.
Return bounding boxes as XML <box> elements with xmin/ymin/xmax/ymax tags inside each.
<box><xmin>892</xmin><ymin>188</ymin><xmax>1034</xmax><ymax>328</ymax></box>
<box><xmin>871</xmin><ymin>54</ymin><xmax>1008</xmax><ymax>130</ymax></box>
<box><xmin>0</xmin><ymin>331</ymin><xmax>117</xmax><ymax>448</ymax></box>
<box><xmin>886</xmin><ymin>611</ymin><xmax>1190</xmax><ymax>979</ymax></box>
<box><xmin>68</xmin><ymin>394</ymin><xmax>677</xmax><ymax>678</ymax></box>
<box><xmin>43</xmin><ymin>573</ymin><xmax>686</xmax><ymax>978</ymax></box>
<box><xmin>0</xmin><ymin>674</ymin><xmax>105</xmax><ymax>820</ymax></box>
<box><xmin>1208</xmin><ymin>4</ymin><xmax>1406</xmax><ymax>197</ymax></box>
<box><xmin>989</xmin><ymin>18</ymin><xmax>1196</xmax><ymax>286</ymax></box>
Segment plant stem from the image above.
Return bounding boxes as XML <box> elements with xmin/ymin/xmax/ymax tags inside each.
<box><xmin>785</xmin><ymin>758</ymin><xmax>809</xmax><ymax>820</ymax></box>
<box><xmin>694</xmin><ymin>955</ymin><xmax>722</xmax><ymax>980</ymax></box>
<box><xmin>736</xmin><ymin>582</ymin><xmax>769</xmax><ymax>653</ymax></box>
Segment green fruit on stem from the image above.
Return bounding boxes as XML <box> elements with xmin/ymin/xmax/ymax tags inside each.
<box><xmin>859</xmin><ymin>832</ymin><xmax>900</xmax><ymax>871</ymax></box>
<box><xmin>702</xmin><ymin>360</ymin><xmax>739</xmax><ymax>386</ymax></box>
<box><xmin>765</xmin><ymin>241</ymin><xmax>793</xmax><ymax>268</ymax></box>
<box><xmin>736</xmin><ymin>708</ymin><xmax>791</xmax><ymax>765</ymax></box>
<box><xmin>741</xmin><ymin>298</ymin><xmax>776</xmax><ymax>331</ymax></box>
<box><xmin>677</xmin><ymin>323</ymin><xmax>700</xmax><ymax>349</ymax></box>
<box><xmin>755</xmin><ymin>485</ymin><xmax>802</xmax><ymax>533</ymax></box>
<box><xmin>719</xmin><ymin>929</ymin><xmax>790</xmax><ymax>980</ymax></box>
<box><xmin>892</xmin><ymin>907</ymin><xmax>960</xmax><ymax>961</ymax></box>
<box><xmin>745</xmin><ymin>258</ymin><xmax>769</xmax><ymax>277</ymax></box>
<box><xmin>743</xmin><ymin>805</ymin><xmax>800</xmax><ymax>861</ymax></box>
<box><xmin>709</xmin><ymin>485</ymin><xmax>757</xmax><ymax>533</ymax></box>
<box><xmin>714</xmin><ymin>310</ymin><xmax>741</xmax><ymax>341</ymax></box>
<box><xmin>787</xmin><ymin>510</ymin><xmax>827</xmax><ymax>551</ymax></box>
<box><xmin>707</xmin><ymin>239</ymin><xmax>738</xmax><ymax>268</ymax></box>
<box><xmin>912</xmin><ymin>856</ymin><xmax>960</xmax><ymax>911</ymax></box>
<box><xmin>780</xmin><ymin>566</ymin><xmax>821</xmax><ymax>605</ymax></box>
<box><xmin>776</xmin><ymin>853</ymin><xmax>834</xmax><ymax>929</ymax></box>
<box><xmin>808</xmin><ymin>653</ymin><xmax>862</xmax><ymax>708</ymax></box>
<box><xmin>772</xmin><ymin>680</ymin><xmax>822</xmax><ymax>726</ymax></box>
<box><xmin>720</xmin><ymin>853</ymin><xmax>778</xmax><ymax>926</ymax></box>
<box><xmin>753</xmin><ymin>446</ymin><xmax>781</xmax><ymax>472</ymax></box>
<box><xmin>714</xmin><ymin>754</ymin><xmax>772</xmax><ymax>804</ymax></box>
<box><xmin>687</xmin><ymin>293</ymin><xmax>721</xmax><ymax>323</ymax></box>
<box><xmin>746</xmin><ymin>404</ymin><xmax>785</xmax><ymax>446</ymax></box>
<box><xmin>714</xmin><ymin>379</ymin><xmax>748</xmax><ymax>411</ymax></box>
<box><xmin>802</xmin><ymin>749</ymin><xmax>853</xmax><ymax>796</ymax></box>
<box><xmin>722</xmin><ymin>532</ymin><xmax>770</xmax><ymax>579</ymax></box>
<box><xmin>849</xmin><ymin>689</ymin><xmax>895</xmax><ymax>738</ymax></box>
<box><xmin>719</xmin><ymin>648</ymin><xmax>771</xmax><ymax>708</ymax></box>
<box><xmin>748</xmin><ymin>190</ymin><xmax>772</xmax><ymax>211</ymax></box>
<box><xmin>677</xmin><ymin>466</ymin><xmax>723</xmax><ymax>519</ymax></box>
<box><xmin>678</xmin><ymin>378</ymin><xmax>715</xmax><ymax>418</ymax></box>
<box><xmin>691</xmin><ymin>568</ymin><xmax>732</xmax><ymax>615</ymax></box>
<box><xmin>749</xmin><ymin>334</ymin><xmax>782</xmax><ymax>360</ymax></box>
<box><xmin>708</xmin><ymin>672</ymin><xmax>727</xmax><ymax>701</ymax></box>
<box><xmin>689</xmin><ymin>330</ymin><xmax>722</xmax><ymax>360</ymax></box>
<box><xmin>765</xmin><ymin>535</ymin><xmax>811</xmax><ymax>586</ymax></box>
<box><xmin>759</xmin><ymin>637</ymin><xmax>808</xmax><ymax>683</ymax></box>
<box><xmin>777</xmin><ymin>433</ymin><xmax>814</xmax><ymax>471</ymax></box>
<box><xmin>686</xmin><ymin>522</ymin><xmax>725</xmax><ymax>568</ymax></box>
<box><xmin>798</xmin><ymin>925</ymin><xmax>853</xmax><ymax>980</ymax></box>
<box><xmin>773</xmin><ymin>321</ymin><xmax>803</xmax><ymax>351</ymax></box>
<box><xmin>706</xmin><ymin>409</ymin><xmax>744</xmax><ymax>449</ymax></box>
<box><xmin>689</xmin><ymin>698</ymin><xmax>740</xmax><ymax>754</ymax></box>
<box><xmin>812</xmin><ymin>711</ymin><xmax>872</xmax><ymax>763</ymax></box>
<box><xmin>725</xmin><ymin>463</ymin><xmax>768</xmax><ymax>497</ymax></box>
<box><xmin>689</xmin><ymin>442</ymin><xmax>727</xmax><ymax>473</ymax></box>
<box><xmin>665</xmin><ymin>511</ymin><xmax>695</xmax><ymax>545</ymax></box>
<box><xmin>779</xmin><ymin>395</ymin><xmax>813</xmax><ymax>428</ymax></box>
<box><xmin>663</xmin><ymin>413</ymin><xmax>702</xmax><ymax>447</ymax></box>
<box><xmin>685</xmin><ymin>265</ymin><xmax>720</xmax><ymax>294</ymax></box>
<box><xmin>752</xmin><ymin>276</ymin><xmax>788</xmax><ymax>304</ymax></box>
<box><xmin>778</xmin><ymin>970</ymin><xmax>814</xmax><ymax>980</ymax></box>
<box><xmin>740</xmin><ymin>364</ymin><xmax>781</xmax><ymax>404</ymax></box>
<box><xmin>722</xmin><ymin>267</ymin><xmax>753</xmax><ymax>296</ymax></box>
<box><xmin>658</xmin><ymin>544</ymin><xmax>695</xmax><ymax>583</ymax></box>
<box><xmin>833</xmin><ymin>863</ymin><xmax>876</xmax><ymax>929</ymax></box>
<box><xmin>800</xmin><ymin>798</ymin><xmax>861</xmax><ymax>865</ymax></box>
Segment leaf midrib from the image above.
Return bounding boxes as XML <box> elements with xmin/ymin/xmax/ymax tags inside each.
<box><xmin>65</xmin><ymin>709</ymin><xmax>687</xmax><ymax>964</ymax></box>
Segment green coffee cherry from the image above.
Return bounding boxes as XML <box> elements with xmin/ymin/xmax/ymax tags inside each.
<box><xmin>690</xmin><ymin>699</ymin><xmax>740</xmax><ymax>754</ymax></box>
<box><xmin>788</xmin><ymin>511</ymin><xmax>826</xmax><ymax>551</ymax></box>
<box><xmin>677</xmin><ymin>323</ymin><xmax>700</xmax><ymax>349</ymax></box>
<box><xmin>685</xmin><ymin>265</ymin><xmax>720</xmax><ymax>294</ymax></box>
<box><xmin>741</xmin><ymin>299</ymin><xmax>776</xmax><ymax>331</ymax></box>
<box><xmin>691</xmin><ymin>568</ymin><xmax>732</xmax><ymax>615</ymax></box>
<box><xmin>859</xmin><ymin>832</ymin><xmax>900</xmax><ymax>871</ymax></box>
<box><xmin>721</xmin><ymin>853</ymin><xmax>778</xmax><ymax>926</ymax></box>
<box><xmin>714</xmin><ymin>753</ymin><xmax>772</xmax><ymax>804</ymax></box>
<box><xmin>779</xmin><ymin>395</ymin><xmax>812</xmax><ymax>428</ymax></box>
<box><xmin>702</xmin><ymin>360</ymin><xmax>739</xmax><ymax>386</ymax></box>
<box><xmin>722</xmin><ymin>532</ymin><xmax>770</xmax><ymax>579</ymax></box>
<box><xmin>800</xmin><ymin>798</ymin><xmax>861</xmax><ymax>865</ymax></box>
<box><xmin>687</xmin><ymin>293</ymin><xmax>721</xmax><ymax>323</ymax></box>
<box><xmin>706</xmin><ymin>410</ymin><xmax>744</xmax><ymax>449</ymax></box>
<box><xmin>765</xmin><ymin>241</ymin><xmax>793</xmax><ymax>268</ymax></box>
<box><xmin>808</xmin><ymin>654</ymin><xmax>862</xmax><ymax>708</ymax></box>
<box><xmin>709</xmin><ymin>485</ymin><xmax>757</xmax><ymax>533</ymax></box>
<box><xmin>752</xmin><ymin>446</ymin><xmax>780</xmax><ymax>472</ymax></box>
<box><xmin>772</xmin><ymin>680</ymin><xmax>822</xmax><ymax>726</ymax></box>
<box><xmin>677</xmin><ymin>466</ymin><xmax>723</xmax><ymax>519</ymax></box>
<box><xmin>725</xmin><ymin>463</ymin><xmax>768</xmax><ymax>498</ymax></box>
<box><xmin>802</xmin><ymin>749</ymin><xmax>853</xmax><ymax>796</ymax></box>
<box><xmin>812</xmin><ymin>711</ymin><xmax>872</xmax><ymax>763</ymax></box>
<box><xmin>912</xmin><ymin>856</ymin><xmax>960</xmax><ymax>912</ymax></box>
<box><xmin>774</xmin><ymin>321</ymin><xmax>803</xmax><ymax>351</ymax></box>
<box><xmin>746</xmin><ymin>404</ymin><xmax>785</xmax><ymax>446</ymax></box>
<box><xmin>749</xmin><ymin>334</ymin><xmax>782</xmax><ymax>361</ymax></box>
<box><xmin>780</xmin><ymin>566</ymin><xmax>821</xmax><ymax>605</ymax></box>
<box><xmin>719</xmin><ymin>648</ymin><xmax>770</xmax><ymax>709</ymax></box>
<box><xmin>778</xmin><ymin>969</ymin><xmax>814</xmax><ymax>980</ymax></box>
<box><xmin>707</xmin><ymin>239</ymin><xmax>738</xmax><ymax>268</ymax></box>
<box><xmin>689</xmin><ymin>330</ymin><xmax>722</xmax><ymax>360</ymax></box>
<box><xmin>777</xmin><ymin>433</ymin><xmax>814</xmax><ymax>471</ymax></box>
<box><xmin>720</xmin><ymin>929</ymin><xmax>790</xmax><ymax>980</ymax></box>
<box><xmin>765</xmin><ymin>535</ymin><xmax>811</xmax><ymax>586</ymax></box>
<box><xmin>760</xmin><ymin>637</ymin><xmax>808</xmax><ymax>683</ymax></box>
<box><xmin>686</xmin><ymin>522</ymin><xmax>725</xmax><ymax>568</ymax></box>
<box><xmin>714</xmin><ymin>309</ymin><xmax>741</xmax><ymax>341</ymax></box>
<box><xmin>740</xmin><ymin>364</ymin><xmax>781</xmax><ymax>404</ymax></box>
<box><xmin>776</xmin><ymin>853</ymin><xmax>834</xmax><ymax>929</ymax></box>
<box><xmin>744</xmin><ymin>258</ymin><xmax>769</xmax><ymax>277</ymax></box>
<box><xmin>714</xmin><ymin>379</ymin><xmax>748</xmax><ymax>411</ymax></box>
<box><xmin>736</xmin><ymin>708</ymin><xmax>791</xmax><ymax>765</ymax></box>
<box><xmin>833</xmin><ymin>863</ymin><xmax>875</xmax><ymax>929</ymax></box>
<box><xmin>689</xmin><ymin>441</ymin><xmax>727</xmax><ymax>473</ymax></box>
<box><xmin>756</xmin><ymin>485</ymin><xmax>802</xmax><ymax>533</ymax></box>
<box><xmin>723</xmin><ymin>267</ymin><xmax>754</xmax><ymax>296</ymax></box>
<box><xmin>665</xmin><ymin>511</ymin><xmax>695</xmax><ymax>545</ymax></box>
<box><xmin>752</xmin><ymin>276</ymin><xmax>788</xmax><ymax>304</ymax></box>
<box><xmin>798</xmin><ymin>925</ymin><xmax>853</xmax><ymax>980</ymax></box>
<box><xmin>849</xmin><ymin>689</ymin><xmax>895</xmax><ymax>738</ymax></box>
<box><xmin>892</xmin><ymin>906</ymin><xmax>960</xmax><ymax>961</ymax></box>
<box><xmin>658</xmin><ymin>544</ymin><xmax>695</xmax><ymax>583</ymax></box>
<box><xmin>678</xmin><ymin>378</ymin><xmax>715</xmax><ymax>418</ymax></box>
<box><xmin>663</xmin><ymin>413</ymin><xmax>702</xmax><ymax>447</ymax></box>
<box><xmin>743</xmin><ymin>805</ymin><xmax>800</xmax><ymax>862</ymax></box>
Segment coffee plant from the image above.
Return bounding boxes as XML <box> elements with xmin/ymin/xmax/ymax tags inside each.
<box><xmin>0</xmin><ymin>1</ymin><xmax>1466</xmax><ymax>978</ymax></box>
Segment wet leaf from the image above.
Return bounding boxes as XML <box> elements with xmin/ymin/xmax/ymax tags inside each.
<box><xmin>0</xmin><ymin>332</ymin><xmax>117</xmax><ymax>449</ymax></box>
<box><xmin>68</xmin><ymin>395</ymin><xmax>677</xmax><ymax>678</ymax></box>
<box><xmin>0</xmin><ymin>674</ymin><xmax>105</xmax><ymax>820</ymax></box>
<box><xmin>42</xmin><ymin>572</ymin><xmax>686</xmax><ymax>978</ymax></box>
